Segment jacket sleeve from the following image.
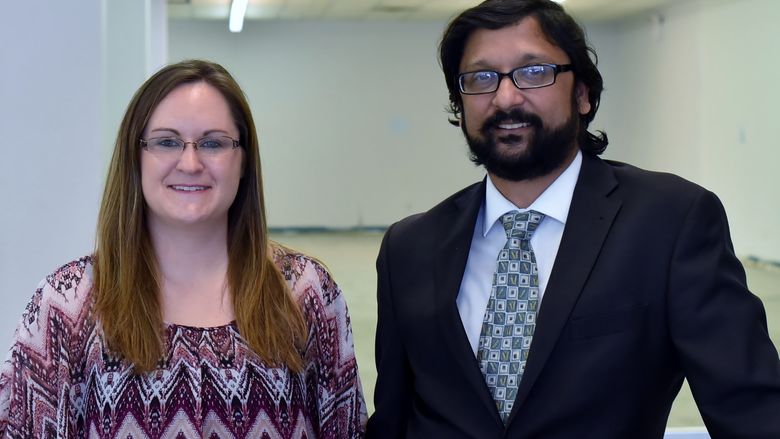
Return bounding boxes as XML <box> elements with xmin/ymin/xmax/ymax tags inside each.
<box><xmin>366</xmin><ymin>224</ymin><xmax>414</xmax><ymax>438</ymax></box>
<box><xmin>668</xmin><ymin>189</ymin><xmax>780</xmax><ymax>438</ymax></box>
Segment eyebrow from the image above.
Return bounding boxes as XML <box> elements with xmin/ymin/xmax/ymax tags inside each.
<box><xmin>462</xmin><ymin>53</ymin><xmax>557</xmax><ymax>71</ymax></box>
<box><xmin>148</xmin><ymin>128</ymin><xmax>231</xmax><ymax>136</ymax></box>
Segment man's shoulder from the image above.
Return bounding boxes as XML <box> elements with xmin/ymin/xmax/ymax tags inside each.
<box><xmin>588</xmin><ymin>158</ymin><xmax>724</xmax><ymax>224</ymax></box>
<box><xmin>601</xmin><ymin>158</ymin><xmax>707</xmax><ymax>198</ymax></box>
<box><xmin>389</xmin><ymin>180</ymin><xmax>483</xmax><ymax>236</ymax></box>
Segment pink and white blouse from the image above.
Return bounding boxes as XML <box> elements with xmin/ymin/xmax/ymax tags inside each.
<box><xmin>0</xmin><ymin>249</ymin><xmax>367</xmax><ymax>438</ymax></box>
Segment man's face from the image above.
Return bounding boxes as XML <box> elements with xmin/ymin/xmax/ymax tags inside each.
<box><xmin>459</xmin><ymin>16</ymin><xmax>591</xmax><ymax>181</ymax></box>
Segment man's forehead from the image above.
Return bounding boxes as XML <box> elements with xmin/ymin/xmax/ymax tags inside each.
<box><xmin>460</xmin><ymin>18</ymin><xmax>568</xmax><ymax>69</ymax></box>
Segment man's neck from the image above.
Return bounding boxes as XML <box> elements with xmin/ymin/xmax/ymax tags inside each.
<box><xmin>489</xmin><ymin>149</ymin><xmax>578</xmax><ymax>209</ymax></box>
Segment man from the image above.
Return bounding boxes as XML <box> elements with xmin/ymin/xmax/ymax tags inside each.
<box><xmin>366</xmin><ymin>0</ymin><xmax>780</xmax><ymax>438</ymax></box>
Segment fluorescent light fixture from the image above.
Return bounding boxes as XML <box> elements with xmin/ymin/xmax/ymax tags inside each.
<box><xmin>229</xmin><ymin>0</ymin><xmax>249</xmax><ymax>33</ymax></box>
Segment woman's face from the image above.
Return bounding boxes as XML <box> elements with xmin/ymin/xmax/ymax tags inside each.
<box><xmin>140</xmin><ymin>81</ymin><xmax>244</xmax><ymax>231</ymax></box>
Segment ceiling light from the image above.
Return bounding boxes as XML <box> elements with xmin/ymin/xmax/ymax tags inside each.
<box><xmin>229</xmin><ymin>0</ymin><xmax>248</xmax><ymax>33</ymax></box>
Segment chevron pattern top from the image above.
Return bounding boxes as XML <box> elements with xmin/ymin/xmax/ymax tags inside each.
<box><xmin>0</xmin><ymin>249</ymin><xmax>367</xmax><ymax>438</ymax></box>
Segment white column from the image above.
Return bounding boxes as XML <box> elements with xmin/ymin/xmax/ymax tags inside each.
<box><xmin>0</xmin><ymin>0</ymin><xmax>167</xmax><ymax>349</ymax></box>
<box><xmin>103</xmin><ymin>0</ymin><xmax>168</xmax><ymax>157</ymax></box>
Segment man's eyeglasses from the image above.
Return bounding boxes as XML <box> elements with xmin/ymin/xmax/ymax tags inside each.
<box><xmin>140</xmin><ymin>136</ymin><xmax>240</xmax><ymax>157</ymax></box>
<box><xmin>458</xmin><ymin>63</ymin><xmax>573</xmax><ymax>95</ymax></box>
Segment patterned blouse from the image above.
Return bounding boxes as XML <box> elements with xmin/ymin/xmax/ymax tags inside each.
<box><xmin>0</xmin><ymin>250</ymin><xmax>367</xmax><ymax>438</ymax></box>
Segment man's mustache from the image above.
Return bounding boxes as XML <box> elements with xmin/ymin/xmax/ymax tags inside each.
<box><xmin>480</xmin><ymin>109</ymin><xmax>543</xmax><ymax>135</ymax></box>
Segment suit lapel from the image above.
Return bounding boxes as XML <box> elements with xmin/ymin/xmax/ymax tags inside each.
<box><xmin>433</xmin><ymin>179</ymin><xmax>503</xmax><ymax>422</ymax></box>
<box><xmin>508</xmin><ymin>155</ymin><xmax>622</xmax><ymax>422</ymax></box>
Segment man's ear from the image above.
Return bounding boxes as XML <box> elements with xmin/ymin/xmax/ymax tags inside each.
<box><xmin>575</xmin><ymin>82</ymin><xmax>591</xmax><ymax>115</ymax></box>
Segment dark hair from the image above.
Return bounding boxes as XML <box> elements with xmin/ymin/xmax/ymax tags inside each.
<box><xmin>439</xmin><ymin>0</ymin><xmax>608</xmax><ymax>155</ymax></box>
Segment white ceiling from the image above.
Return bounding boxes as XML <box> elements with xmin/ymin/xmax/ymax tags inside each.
<box><xmin>168</xmin><ymin>0</ymin><xmax>683</xmax><ymax>23</ymax></box>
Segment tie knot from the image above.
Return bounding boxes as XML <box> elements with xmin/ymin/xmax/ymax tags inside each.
<box><xmin>500</xmin><ymin>210</ymin><xmax>545</xmax><ymax>241</ymax></box>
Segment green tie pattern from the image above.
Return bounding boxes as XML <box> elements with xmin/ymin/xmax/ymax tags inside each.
<box><xmin>477</xmin><ymin>210</ymin><xmax>545</xmax><ymax>423</ymax></box>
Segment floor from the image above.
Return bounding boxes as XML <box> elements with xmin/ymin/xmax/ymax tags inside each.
<box><xmin>271</xmin><ymin>231</ymin><xmax>780</xmax><ymax>428</ymax></box>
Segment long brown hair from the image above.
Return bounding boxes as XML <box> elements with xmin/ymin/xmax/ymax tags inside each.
<box><xmin>94</xmin><ymin>59</ymin><xmax>307</xmax><ymax>373</ymax></box>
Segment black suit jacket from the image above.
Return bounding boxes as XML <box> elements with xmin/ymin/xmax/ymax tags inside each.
<box><xmin>366</xmin><ymin>154</ymin><xmax>780</xmax><ymax>438</ymax></box>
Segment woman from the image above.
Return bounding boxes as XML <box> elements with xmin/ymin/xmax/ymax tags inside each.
<box><xmin>0</xmin><ymin>60</ymin><xmax>366</xmax><ymax>438</ymax></box>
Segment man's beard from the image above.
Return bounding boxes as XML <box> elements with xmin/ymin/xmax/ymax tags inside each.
<box><xmin>463</xmin><ymin>104</ymin><xmax>579</xmax><ymax>182</ymax></box>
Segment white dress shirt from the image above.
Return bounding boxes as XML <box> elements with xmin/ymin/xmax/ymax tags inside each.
<box><xmin>456</xmin><ymin>151</ymin><xmax>583</xmax><ymax>354</ymax></box>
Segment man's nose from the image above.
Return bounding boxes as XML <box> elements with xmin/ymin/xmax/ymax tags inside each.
<box><xmin>491</xmin><ymin>76</ymin><xmax>526</xmax><ymax>110</ymax></box>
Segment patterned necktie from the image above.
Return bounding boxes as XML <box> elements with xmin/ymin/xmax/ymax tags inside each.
<box><xmin>477</xmin><ymin>209</ymin><xmax>545</xmax><ymax>423</ymax></box>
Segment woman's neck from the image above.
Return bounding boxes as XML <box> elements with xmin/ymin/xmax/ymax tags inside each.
<box><xmin>147</xmin><ymin>218</ymin><xmax>235</xmax><ymax>326</ymax></box>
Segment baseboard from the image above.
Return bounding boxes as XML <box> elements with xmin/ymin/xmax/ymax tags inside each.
<box><xmin>268</xmin><ymin>226</ymin><xmax>388</xmax><ymax>234</ymax></box>
<box><xmin>266</xmin><ymin>229</ymin><xmax>780</xmax><ymax>272</ymax></box>
<box><xmin>663</xmin><ymin>428</ymin><xmax>709</xmax><ymax>438</ymax></box>
<box><xmin>744</xmin><ymin>255</ymin><xmax>780</xmax><ymax>272</ymax></box>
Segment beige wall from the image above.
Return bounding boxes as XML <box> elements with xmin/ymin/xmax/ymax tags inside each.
<box><xmin>169</xmin><ymin>19</ymin><xmax>484</xmax><ymax>228</ymax></box>
<box><xmin>170</xmin><ymin>0</ymin><xmax>779</xmax><ymax>263</ymax></box>
<box><xmin>591</xmin><ymin>0</ymin><xmax>780</xmax><ymax>262</ymax></box>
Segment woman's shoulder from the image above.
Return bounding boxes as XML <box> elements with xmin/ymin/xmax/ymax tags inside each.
<box><xmin>9</xmin><ymin>256</ymin><xmax>95</xmax><ymax>359</ymax></box>
<box><xmin>42</xmin><ymin>255</ymin><xmax>93</xmax><ymax>300</ymax></box>
<box><xmin>271</xmin><ymin>243</ymin><xmax>340</xmax><ymax>304</ymax></box>
<box><xmin>45</xmin><ymin>255</ymin><xmax>93</xmax><ymax>292</ymax></box>
<box><xmin>23</xmin><ymin>256</ymin><xmax>95</xmax><ymax>331</ymax></box>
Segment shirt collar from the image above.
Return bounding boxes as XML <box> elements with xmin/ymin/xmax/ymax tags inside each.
<box><xmin>482</xmin><ymin>150</ymin><xmax>582</xmax><ymax>237</ymax></box>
